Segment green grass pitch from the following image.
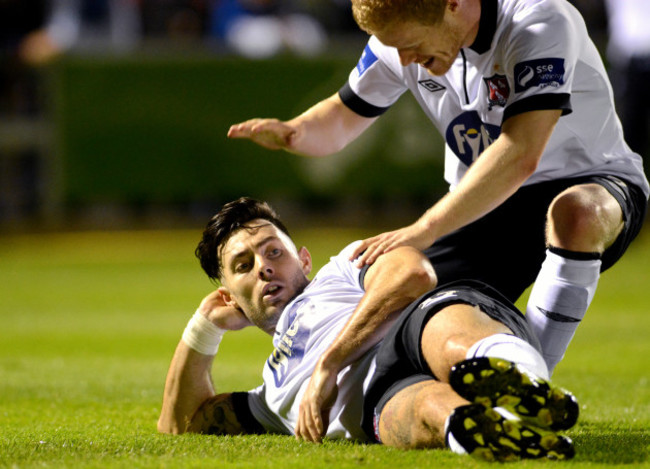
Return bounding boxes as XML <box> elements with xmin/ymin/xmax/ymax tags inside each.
<box><xmin>0</xmin><ymin>226</ymin><xmax>648</xmax><ymax>468</ymax></box>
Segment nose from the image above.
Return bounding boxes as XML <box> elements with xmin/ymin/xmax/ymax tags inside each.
<box><xmin>258</xmin><ymin>258</ymin><xmax>274</xmax><ymax>280</ymax></box>
<box><xmin>398</xmin><ymin>49</ymin><xmax>417</xmax><ymax>66</ymax></box>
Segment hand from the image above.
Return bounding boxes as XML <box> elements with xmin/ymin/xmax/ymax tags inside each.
<box><xmin>295</xmin><ymin>360</ymin><xmax>339</xmax><ymax>443</ymax></box>
<box><xmin>227</xmin><ymin>118</ymin><xmax>298</xmax><ymax>151</ymax></box>
<box><xmin>197</xmin><ymin>290</ymin><xmax>252</xmax><ymax>331</ymax></box>
<box><xmin>350</xmin><ymin>221</ymin><xmax>435</xmax><ymax>267</ymax></box>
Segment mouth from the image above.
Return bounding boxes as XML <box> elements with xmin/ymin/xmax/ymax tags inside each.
<box><xmin>262</xmin><ymin>283</ymin><xmax>283</xmax><ymax>301</ymax></box>
<box><xmin>419</xmin><ymin>58</ymin><xmax>435</xmax><ymax>69</ymax></box>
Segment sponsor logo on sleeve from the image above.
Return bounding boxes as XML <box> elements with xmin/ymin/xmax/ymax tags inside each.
<box><xmin>514</xmin><ymin>58</ymin><xmax>565</xmax><ymax>93</ymax></box>
<box><xmin>483</xmin><ymin>74</ymin><xmax>510</xmax><ymax>110</ymax></box>
<box><xmin>356</xmin><ymin>44</ymin><xmax>379</xmax><ymax>76</ymax></box>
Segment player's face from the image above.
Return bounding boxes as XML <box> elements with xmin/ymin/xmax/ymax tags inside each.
<box><xmin>374</xmin><ymin>15</ymin><xmax>478</xmax><ymax>76</ymax></box>
<box><xmin>219</xmin><ymin>220</ymin><xmax>311</xmax><ymax>335</ymax></box>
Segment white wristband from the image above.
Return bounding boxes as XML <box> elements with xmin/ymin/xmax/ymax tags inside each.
<box><xmin>181</xmin><ymin>310</ymin><xmax>226</xmax><ymax>356</ymax></box>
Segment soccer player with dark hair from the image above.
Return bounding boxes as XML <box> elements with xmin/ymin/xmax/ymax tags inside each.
<box><xmin>158</xmin><ymin>197</ymin><xmax>578</xmax><ymax>461</ymax></box>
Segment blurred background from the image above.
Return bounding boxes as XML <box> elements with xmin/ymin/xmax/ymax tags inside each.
<box><xmin>0</xmin><ymin>0</ymin><xmax>648</xmax><ymax>232</ymax></box>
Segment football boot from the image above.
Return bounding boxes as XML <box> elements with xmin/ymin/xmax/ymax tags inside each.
<box><xmin>449</xmin><ymin>357</ymin><xmax>579</xmax><ymax>431</ymax></box>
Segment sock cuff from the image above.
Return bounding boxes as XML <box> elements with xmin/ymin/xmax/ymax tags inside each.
<box><xmin>466</xmin><ymin>334</ymin><xmax>550</xmax><ymax>379</ymax></box>
<box><xmin>549</xmin><ymin>245</ymin><xmax>601</xmax><ymax>261</ymax></box>
<box><xmin>444</xmin><ymin>412</ymin><xmax>468</xmax><ymax>455</ymax></box>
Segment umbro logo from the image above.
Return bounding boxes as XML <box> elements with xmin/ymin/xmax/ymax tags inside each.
<box><xmin>418</xmin><ymin>79</ymin><xmax>446</xmax><ymax>93</ymax></box>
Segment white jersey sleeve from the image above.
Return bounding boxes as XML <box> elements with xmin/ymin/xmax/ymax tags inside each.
<box><xmin>246</xmin><ymin>241</ymin><xmax>378</xmax><ymax>441</ymax></box>
<box><xmin>499</xmin><ymin>0</ymin><xmax>577</xmax><ymax>119</ymax></box>
<box><xmin>342</xmin><ymin>36</ymin><xmax>408</xmax><ymax>114</ymax></box>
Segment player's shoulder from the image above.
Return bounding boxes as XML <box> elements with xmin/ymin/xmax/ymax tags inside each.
<box><xmin>361</xmin><ymin>36</ymin><xmax>401</xmax><ymax>70</ymax></box>
<box><xmin>495</xmin><ymin>0</ymin><xmax>585</xmax><ymax>59</ymax></box>
<box><xmin>501</xmin><ymin>0</ymin><xmax>582</xmax><ymax>30</ymax></box>
<box><xmin>309</xmin><ymin>241</ymin><xmax>362</xmax><ymax>283</ymax></box>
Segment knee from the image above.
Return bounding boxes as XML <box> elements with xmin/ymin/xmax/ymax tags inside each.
<box><xmin>378</xmin><ymin>382</ymin><xmax>452</xmax><ymax>449</ymax></box>
<box><xmin>393</xmin><ymin>246</ymin><xmax>438</xmax><ymax>292</ymax></box>
<box><xmin>405</xmin><ymin>246</ymin><xmax>437</xmax><ymax>283</ymax></box>
<box><xmin>391</xmin><ymin>392</ymin><xmax>447</xmax><ymax>449</ymax></box>
<box><xmin>410</xmin><ymin>399</ymin><xmax>447</xmax><ymax>448</ymax></box>
<box><xmin>547</xmin><ymin>186</ymin><xmax>622</xmax><ymax>252</ymax></box>
<box><xmin>439</xmin><ymin>334</ymin><xmax>475</xmax><ymax>380</ymax></box>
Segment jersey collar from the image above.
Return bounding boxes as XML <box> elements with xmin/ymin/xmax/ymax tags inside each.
<box><xmin>469</xmin><ymin>0</ymin><xmax>498</xmax><ymax>54</ymax></box>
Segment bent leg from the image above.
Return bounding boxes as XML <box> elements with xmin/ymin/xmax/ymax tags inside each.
<box><xmin>378</xmin><ymin>379</ymin><xmax>467</xmax><ymax>449</ymax></box>
<box><xmin>377</xmin><ymin>373</ymin><xmax>577</xmax><ymax>461</ymax></box>
<box><xmin>527</xmin><ymin>183</ymin><xmax>624</xmax><ymax>373</ymax></box>
<box><xmin>420</xmin><ymin>303</ymin><xmax>513</xmax><ymax>382</ymax></box>
<box><xmin>546</xmin><ymin>183</ymin><xmax>624</xmax><ymax>252</ymax></box>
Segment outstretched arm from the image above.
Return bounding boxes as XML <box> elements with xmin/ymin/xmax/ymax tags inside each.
<box><xmin>227</xmin><ymin>93</ymin><xmax>376</xmax><ymax>157</ymax></box>
<box><xmin>157</xmin><ymin>290</ymin><xmax>256</xmax><ymax>435</ymax></box>
<box><xmin>295</xmin><ymin>246</ymin><xmax>437</xmax><ymax>442</ymax></box>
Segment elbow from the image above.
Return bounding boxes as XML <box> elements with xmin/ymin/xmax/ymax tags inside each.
<box><xmin>157</xmin><ymin>417</ymin><xmax>174</xmax><ymax>435</ymax></box>
<box><xmin>157</xmin><ymin>417</ymin><xmax>180</xmax><ymax>435</ymax></box>
<box><xmin>410</xmin><ymin>262</ymin><xmax>437</xmax><ymax>297</ymax></box>
<box><xmin>157</xmin><ymin>413</ymin><xmax>190</xmax><ymax>435</ymax></box>
<box><xmin>519</xmin><ymin>156</ymin><xmax>539</xmax><ymax>180</ymax></box>
<box><xmin>398</xmin><ymin>247</ymin><xmax>437</xmax><ymax>297</ymax></box>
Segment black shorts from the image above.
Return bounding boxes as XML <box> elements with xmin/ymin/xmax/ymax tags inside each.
<box><xmin>424</xmin><ymin>175</ymin><xmax>648</xmax><ymax>302</ymax></box>
<box><xmin>360</xmin><ymin>280</ymin><xmax>541</xmax><ymax>443</ymax></box>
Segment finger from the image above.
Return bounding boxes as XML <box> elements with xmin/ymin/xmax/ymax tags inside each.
<box><xmin>251</xmin><ymin>123</ymin><xmax>295</xmax><ymax>146</ymax></box>
<box><xmin>310</xmin><ymin>404</ymin><xmax>324</xmax><ymax>439</ymax></box>
<box><xmin>300</xmin><ymin>412</ymin><xmax>318</xmax><ymax>442</ymax></box>
<box><xmin>295</xmin><ymin>417</ymin><xmax>304</xmax><ymax>440</ymax></box>
<box><xmin>227</xmin><ymin>120</ymin><xmax>258</xmax><ymax>138</ymax></box>
<box><xmin>349</xmin><ymin>239</ymin><xmax>370</xmax><ymax>262</ymax></box>
<box><xmin>308</xmin><ymin>418</ymin><xmax>323</xmax><ymax>443</ymax></box>
<box><xmin>355</xmin><ymin>242</ymin><xmax>383</xmax><ymax>267</ymax></box>
<box><xmin>352</xmin><ymin>239</ymin><xmax>380</xmax><ymax>267</ymax></box>
<box><xmin>350</xmin><ymin>233</ymin><xmax>386</xmax><ymax>261</ymax></box>
<box><xmin>295</xmin><ymin>407</ymin><xmax>307</xmax><ymax>440</ymax></box>
<box><xmin>298</xmin><ymin>402</ymin><xmax>323</xmax><ymax>443</ymax></box>
<box><xmin>296</xmin><ymin>403</ymin><xmax>320</xmax><ymax>442</ymax></box>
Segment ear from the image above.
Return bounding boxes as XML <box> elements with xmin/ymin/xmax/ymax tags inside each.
<box><xmin>217</xmin><ymin>286</ymin><xmax>240</xmax><ymax>309</ymax></box>
<box><xmin>298</xmin><ymin>247</ymin><xmax>312</xmax><ymax>276</ymax></box>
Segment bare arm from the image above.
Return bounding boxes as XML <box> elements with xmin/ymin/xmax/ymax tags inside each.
<box><xmin>157</xmin><ymin>290</ymin><xmax>256</xmax><ymax>435</ymax></box>
<box><xmin>157</xmin><ymin>341</ymin><xmax>242</xmax><ymax>434</ymax></box>
<box><xmin>227</xmin><ymin>93</ymin><xmax>377</xmax><ymax>157</ymax></box>
<box><xmin>351</xmin><ymin>109</ymin><xmax>563</xmax><ymax>265</ymax></box>
<box><xmin>295</xmin><ymin>246</ymin><xmax>436</xmax><ymax>442</ymax></box>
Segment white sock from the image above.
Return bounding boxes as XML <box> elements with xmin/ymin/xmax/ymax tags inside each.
<box><xmin>444</xmin><ymin>414</ymin><xmax>467</xmax><ymax>455</ymax></box>
<box><xmin>447</xmin><ymin>334</ymin><xmax>547</xmax><ymax>453</ymax></box>
<box><xmin>465</xmin><ymin>333</ymin><xmax>549</xmax><ymax>380</ymax></box>
<box><xmin>526</xmin><ymin>248</ymin><xmax>601</xmax><ymax>375</ymax></box>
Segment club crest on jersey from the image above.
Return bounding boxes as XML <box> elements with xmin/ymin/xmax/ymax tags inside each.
<box><xmin>445</xmin><ymin>111</ymin><xmax>501</xmax><ymax>167</ymax></box>
<box><xmin>356</xmin><ymin>44</ymin><xmax>378</xmax><ymax>76</ymax></box>
<box><xmin>514</xmin><ymin>58</ymin><xmax>565</xmax><ymax>92</ymax></box>
<box><xmin>483</xmin><ymin>74</ymin><xmax>509</xmax><ymax>110</ymax></box>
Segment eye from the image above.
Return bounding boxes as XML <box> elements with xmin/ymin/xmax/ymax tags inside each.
<box><xmin>235</xmin><ymin>262</ymin><xmax>251</xmax><ymax>273</ymax></box>
<box><xmin>268</xmin><ymin>248</ymin><xmax>282</xmax><ymax>258</ymax></box>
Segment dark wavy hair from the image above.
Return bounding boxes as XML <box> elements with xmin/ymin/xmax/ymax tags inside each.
<box><xmin>195</xmin><ymin>197</ymin><xmax>291</xmax><ymax>282</ymax></box>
